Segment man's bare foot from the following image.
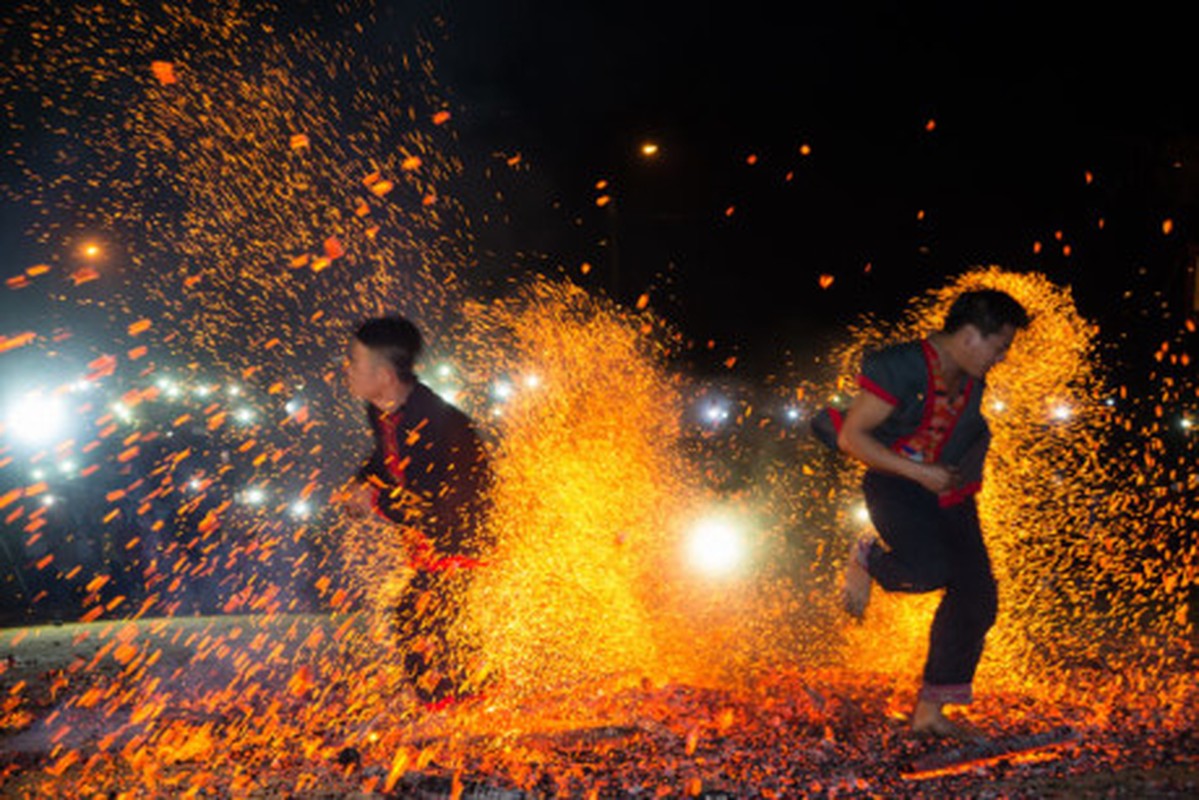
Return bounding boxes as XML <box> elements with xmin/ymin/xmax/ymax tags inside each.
<box><xmin>911</xmin><ymin>700</ymin><xmax>987</xmax><ymax>742</ymax></box>
<box><xmin>841</xmin><ymin>536</ymin><xmax>873</xmax><ymax>619</ymax></box>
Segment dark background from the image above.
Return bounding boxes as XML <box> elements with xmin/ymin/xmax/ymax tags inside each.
<box><xmin>2</xmin><ymin>1</ymin><xmax>1196</xmax><ymax>376</ymax></box>
<box><xmin>430</xmin><ymin>0</ymin><xmax>1199</xmax><ymax>376</ymax></box>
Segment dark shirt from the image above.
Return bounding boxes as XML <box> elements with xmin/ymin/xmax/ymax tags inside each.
<box><xmin>811</xmin><ymin>339</ymin><xmax>991</xmax><ymax>506</ymax></box>
<box><xmin>356</xmin><ymin>382</ymin><xmax>491</xmax><ymax>558</ymax></box>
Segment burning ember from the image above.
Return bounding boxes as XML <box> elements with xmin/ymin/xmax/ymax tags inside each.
<box><xmin>0</xmin><ymin>1</ymin><xmax>1196</xmax><ymax>797</ymax></box>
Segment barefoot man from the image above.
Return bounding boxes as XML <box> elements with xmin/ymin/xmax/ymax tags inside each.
<box><xmin>339</xmin><ymin>315</ymin><xmax>492</xmax><ymax>709</ymax></box>
<box><xmin>815</xmin><ymin>289</ymin><xmax>1029</xmax><ymax>737</ymax></box>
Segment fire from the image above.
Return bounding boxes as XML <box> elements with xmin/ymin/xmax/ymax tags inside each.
<box><xmin>828</xmin><ymin>268</ymin><xmax>1194</xmax><ymax>718</ymax></box>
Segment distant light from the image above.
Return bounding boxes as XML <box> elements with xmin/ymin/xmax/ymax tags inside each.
<box><xmin>436</xmin><ymin>363</ymin><xmax>454</xmax><ymax>379</ymax></box>
<box><xmin>243</xmin><ymin>487</ymin><xmax>266</xmax><ymax>506</ymax></box>
<box><xmin>112</xmin><ymin>401</ymin><xmax>134</xmax><ymax>422</ymax></box>
<box><xmin>81</xmin><ymin>242</ymin><xmax>101</xmax><ymax>259</ymax></box>
<box><xmin>189</xmin><ymin>477</ymin><xmax>203</xmax><ymax>491</ymax></box>
<box><xmin>71</xmin><ymin>380</ymin><xmax>95</xmax><ymax>393</ymax></box>
<box><xmin>41</xmin><ymin>495</ymin><xmax>55</xmax><ymax>507</ymax></box>
<box><xmin>523</xmin><ymin>373</ymin><xmax>542</xmax><ymax>389</ymax></box>
<box><xmin>853</xmin><ymin>503</ymin><xmax>871</xmax><ymax>524</ymax></box>
<box><xmin>194</xmin><ymin>385</ymin><xmax>212</xmax><ymax>398</ymax></box>
<box><xmin>284</xmin><ymin>398</ymin><xmax>301</xmax><ymax>415</ymax></box>
<box><xmin>640</xmin><ymin>142</ymin><xmax>660</xmax><ymax>157</ymax></box>
<box><xmin>227</xmin><ymin>384</ymin><xmax>242</xmax><ymax>397</ymax></box>
<box><xmin>702</xmin><ymin>402</ymin><xmax>730</xmax><ymax>425</ymax></box>
<box><xmin>156</xmin><ymin>377</ymin><xmax>181</xmax><ymax>399</ymax></box>
<box><xmin>686</xmin><ymin>514</ymin><xmax>747</xmax><ymax>577</ymax></box>
<box><xmin>1103</xmin><ymin>397</ymin><xmax>1116</xmax><ymax>407</ymax></box>
<box><xmin>58</xmin><ymin>460</ymin><xmax>76</xmax><ymax>475</ymax></box>
<box><xmin>784</xmin><ymin>406</ymin><xmax>802</xmax><ymax>423</ymax></box>
<box><xmin>290</xmin><ymin>500</ymin><xmax>311</xmax><ymax>519</ymax></box>
<box><xmin>991</xmin><ymin>399</ymin><xmax>1007</xmax><ymax>413</ymax></box>
<box><xmin>1181</xmin><ymin>416</ymin><xmax>1195</xmax><ymax>432</ymax></box>
<box><xmin>433</xmin><ymin>387</ymin><xmax>459</xmax><ymax>405</ymax></box>
<box><xmin>31</xmin><ymin>468</ymin><xmax>46</xmax><ymax>481</ymax></box>
<box><xmin>492</xmin><ymin>380</ymin><xmax>514</xmax><ymax>401</ymax></box>
<box><xmin>5</xmin><ymin>391</ymin><xmax>68</xmax><ymax>445</ymax></box>
<box><xmin>235</xmin><ymin>408</ymin><xmax>255</xmax><ymax>424</ymax></box>
<box><xmin>1050</xmin><ymin>403</ymin><xmax>1073</xmax><ymax>422</ymax></box>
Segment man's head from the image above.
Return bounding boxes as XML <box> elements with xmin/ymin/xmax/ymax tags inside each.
<box><xmin>941</xmin><ymin>289</ymin><xmax>1030</xmax><ymax>378</ymax></box>
<box><xmin>345</xmin><ymin>315</ymin><xmax>422</xmax><ymax>403</ymax></box>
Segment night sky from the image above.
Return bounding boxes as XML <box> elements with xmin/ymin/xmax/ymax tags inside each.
<box><xmin>2</xmin><ymin>1</ymin><xmax>1197</xmax><ymax>378</ymax></box>
<box><xmin>431</xmin><ymin>1</ymin><xmax>1199</xmax><ymax>373</ymax></box>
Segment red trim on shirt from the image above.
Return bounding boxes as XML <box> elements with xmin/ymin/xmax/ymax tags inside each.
<box><xmin>857</xmin><ymin>375</ymin><xmax>898</xmax><ymax>406</ymax></box>
<box><xmin>914</xmin><ymin>339</ymin><xmax>940</xmax><ymax>441</ymax></box>
<box><xmin>378</xmin><ymin>410</ymin><xmax>407</xmax><ymax>485</ymax></box>
<box><xmin>938</xmin><ymin>481</ymin><xmax>981</xmax><ymax>508</ymax></box>
<box><xmin>369</xmin><ymin>486</ymin><xmax>392</xmax><ymax>522</ymax></box>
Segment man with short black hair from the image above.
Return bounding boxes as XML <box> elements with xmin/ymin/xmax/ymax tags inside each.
<box><xmin>817</xmin><ymin>288</ymin><xmax>1030</xmax><ymax>738</ymax></box>
<box><xmin>341</xmin><ymin>314</ymin><xmax>491</xmax><ymax>707</ymax></box>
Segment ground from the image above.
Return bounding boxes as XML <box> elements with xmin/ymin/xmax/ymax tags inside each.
<box><xmin>0</xmin><ymin>614</ymin><xmax>1195</xmax><ymax>798</ymax></box>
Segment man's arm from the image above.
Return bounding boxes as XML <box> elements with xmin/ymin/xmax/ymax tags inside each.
<box><xmin>837</xmin><ymin>391</ymin><xmax>959</xmax><ymax>494</ymax></box>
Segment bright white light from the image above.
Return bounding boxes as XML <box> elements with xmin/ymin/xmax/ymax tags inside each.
<box><xmin>195</xmin><ymin>385</ymin><xmax>212</xmax><ymax>398</ymax></box>
<box><xmin>5</xmin><ymin>391</ymin><xmax>68</xmax><ymax>445</ymax></box>
<box><xmin>285</xmin><ymin>398</ymin><xmax>301</xmax><ymax>415</ymax></box>
<box><xmin>1181</xmin><ymin>416</ymin><xmax>1195</xmax><ymax>432</ymax></box>
<box><xmin>71</xmin><ymin>380</ymin><xmax>95</xmax><ymax>393</ymax></box>
<box><xmin>434</xmin><ymin>387</ymin><xmax>459</xmax><ymax>405</ymax></box>
<box><xmin>703</xmin><ymin>402</ymin><xmax>730</xmax><ymax>424</ymax></box>
<box><xmin>686</xmin><ymin>515</ymin><xmax>747</xmax><ymax>577</ymax></box>
<box><xmin>1050</xmin><ymin>403</ymin><xmax>1073</xmax><ymax>422</ymax></box>
<box><xmin>523</xmin><ymin>373</ymin><xmax>542</xmax><ymax>389</ymax></box>
<box><xmin>991</xmin><ymin>399</ymin><xmax>1007</xmax><ymax>413</ymax></box>
<box><xmin>492</xmin><ymin>380</ymin><xmax>514</xmax><ymax>401</ymax></box>
<box><xmin>784</xmin><ymin>406</ymin><xmax>802</xmax><ymax>423</ymax></box>
<box><xmin>189</xmin><ymin>477</ymin><xmax>203</xmax><ymax>491</ymax></box>
<box><xmin>290</xmin><ymin>500</ymin><xmax>311</xmax><ymax>519</ymax></box>
<box><xmin>113</xmin><ymin>402</ymin><xmax>133</xmax><ymax>422</ymax></box>
<box><xmin>58</xmin><ymin>460</ymin><xmax>76</xmax><ymax>474</ymax></box>
<box><xmin>155</xmin><ymin>377</ymin><xmax>181</xmax><ymax>398</ymax></box>
<box><xmin>235</xmin><ymin>408</ymin><xmax>255</xmax><ymax>424</ymax></box>
<box><xmin>243</xmin><ymin>487</ymin><xmax>266</xmax><ymax>506</ymax></box>
<box><xmin>227</xmin><ymin>384</ymin><xmax>241</xmax><ymax>397</ymax></box>
<box><xmin>31</xmin><ymin>468</ymin><xmax>46</xmax><ymax>481</ymax></box>
<box><xmin>41</xmin><ymin>495</ymin><xmax>55</xmax><ymax>507</ymax></box>
<box><xmin>853</xmin><ymin>503</ymin><xmax>871</xmax><ymax>524</ymax></box>
<box><xmin>436</xmin><ymin>363</ymin><xmax>454</xmax><ymax>379</ymax></box>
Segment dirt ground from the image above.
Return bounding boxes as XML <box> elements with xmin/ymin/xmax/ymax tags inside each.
<box><xmin>1</xmin><ymin>614</ymin><xmax>1195</xmax><ymax>798</ymax></box>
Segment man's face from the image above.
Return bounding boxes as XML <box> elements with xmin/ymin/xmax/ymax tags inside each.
<box><xmin>962</xmin><ymin>323</ymin><xmax>1018</xmax><ymax>378</ymax></box>
<box><xmin>344</xmin><ymin>339</ymin><xmax>384</xmax><ymax>401</ymax></box>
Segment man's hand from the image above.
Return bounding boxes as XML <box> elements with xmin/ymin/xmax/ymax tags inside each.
<box><xmin>333</xmin><ymin>480</ymin><xmax>377</xmax><ymax>519</ymax></box>
<box><xmin>915</xmin><ymin>463</ymin><xmax>961</xmax><ymax>495</ymax></box>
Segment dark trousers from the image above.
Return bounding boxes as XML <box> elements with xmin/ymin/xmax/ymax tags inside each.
<box><xmin>862</xmin><ymin>470</ymin><xmax>998</xmax><ymax>694</ymax></box>
<box><xmin>393</xmin><ymin>569</ymin><xmax>473</xmax><ymax>705</ymax></box>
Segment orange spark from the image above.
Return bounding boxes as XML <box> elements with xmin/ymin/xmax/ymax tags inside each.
<box><xmin>150</xmin><ymin>61</ymin><xmax>177</xmax><ymax>85</ymax></box>
<box><xmin>70</xmin><ymin>267</ymin><xmax>100</xmax><ymax>285</ymax></box>
<box><xmin>0</xmin><ymin>332</ymin><xmax>36</xmax><ymax>353</ymax></box>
